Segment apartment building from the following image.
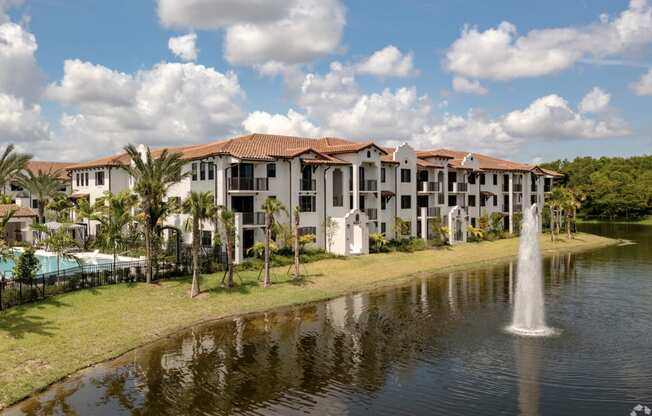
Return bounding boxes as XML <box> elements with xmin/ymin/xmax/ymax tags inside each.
<box><xmin>65</xmin><ymin>133</ymin><xmax>561</xmax><ymax>261</ymax></box>
<box><xmin>1</xmin><ymin>161</ymin><xmax>72</xmax><ymax>211</ymax></box>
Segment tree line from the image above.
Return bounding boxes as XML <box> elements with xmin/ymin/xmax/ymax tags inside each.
<box><xmin>541</xmin><ymin>155</ymin><xmax>652</xmax><ymax>220</ymax></box>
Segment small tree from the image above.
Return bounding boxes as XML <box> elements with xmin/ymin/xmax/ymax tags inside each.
<box><xmin>261</xmin><ymin>197</ymin><xmax>286</xmax><ymax>287</ymax></box>
<box><xmin>218</xmin><ymin>208</ymin><xmax>236</xmax><ymax>288</ymax></box>
<box><xmin>41</xmin><ymin>224</ymin><xmax>80</xmax><ymax>276</ymax></box>
<box><xmin>369</xmin><ymin>232</ymin><xmax>388</xmax><ymax>253</ymax></box>
<box><xmin>13</xmin><ymin>246</ymin><xmax>40</xmax><ymax>284</ymax></box>
<box><xmin>47</xmin><ymin>194</ymin><xmax>74</xmax><ymax>222</ymax></box>
<box><xmin>182</xmin><ymin>191</ymin><xmax>215</xmax><ymax>298</ymax></box>
<box><xmin>323</xmin><ymin>216</ymin><xmax>338</xmax><ymax>253</ymax></box>
<box><xmin>293</xmin><ymin>206</ymin><xmax>301</xmax><ymax>280</ymax></box>
<box><xmin>394</xmin><ymin>217</ymin><xmax>409</xmax><ymax>239</ymax></box>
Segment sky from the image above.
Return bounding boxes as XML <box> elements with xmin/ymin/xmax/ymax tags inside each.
<box><xmin>1</xmin><ymin>0</ymin><xmax>651</xmax><ymax>163</ymax></box>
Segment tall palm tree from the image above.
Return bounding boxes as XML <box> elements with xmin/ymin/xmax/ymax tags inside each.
<box><xmin>0</xmin><ymin>144</ymin><xmax>31</xmax><ymax>194</ymax></box>
<box><xmin>47</xmin><ymin>194</ymin><xmax>74</xmax><ymax>222</ymax></box>
<box><xmin>17</xmin><ymin>168</ymin><xmax>64</xmax><ymax>224</ymax></box>
<box><xmin>121</xmin><ymin>144</ymin><xmax>189</xmax><ymax>283</ymax></box>
<box><xmin>545</xmin><ymin>188</ymin><xmax>564</xmax><ymax>242</ymax></box>
<box><xmin>33</xmin><ymin>223</ymin><xmax>80</xmax><ymax>277</ymax></box>
<box><xmin>293</xmin><ymin>205</ymin><xmax>301</xmax><ymax>280</ymax></box>
<box><xmin>218</xmin><ymin>207</ymin><xmax>236</xmax><ymax>288</ymax></box>
<box><xmin>182</xmin><ymin>191</ymin><xmax>215</xmax><ymax>298</ymax></box>
<box><xmin>73</xmin><ymin>197</ymin><xmax>95</xmax><ymax>247</ymax></box>
<box><xmin>261</xmin><ymin>196</ymin><xmax>286</xmax><ymax>287</ymax></box>
<box><xmin>94</xmin><ymin>191</ymin><xmax>138</xmax><ymax>273</ymax></box>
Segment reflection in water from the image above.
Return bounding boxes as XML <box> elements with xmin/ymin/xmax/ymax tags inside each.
<box><xmin>5</xmin><ymin>224</ymin><xmax>652</xmax><ymax>415</ymax></box>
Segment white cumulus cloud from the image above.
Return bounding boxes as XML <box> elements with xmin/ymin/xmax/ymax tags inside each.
<box><xmin>168</xmin><ymin>33</ymin><xmax>198</xmax><ymax>61</ymax></box>
<box><xmin>631</xmin><ymin>68</ymin><xmax>652</xmax><ymax>95</ymax></box>
<box><xmin>356</xmin><ymin>45</ymin><xmax>417</xmax><ymax>78</ymax></box>
<box><xmin>579</xmin><ymin>87</ymin><xmax>610</xmax><ymax>113</ymax></box>
<box><xmin>0</xmin><ymin>93</ymin><xmax>52</xmax><ymax>144</ymax></box>
<box><xmin>243</xmin><ymin>109</ymin><xmax>321</xmax><ymax>137</ymax></box>
<box><xmin>446</xmin><ymin>0</ymin><xmax>652</xmax><ymax>81</ymax></box>
<box><xmin>452</xmin><ymin>77</ymin><xmax>488</xmax><ymax>95</ymax></box>
<box><xmin>0</xmin><ymin>20</ymin><xmax>45</xmax><ymax>102</ymax></box>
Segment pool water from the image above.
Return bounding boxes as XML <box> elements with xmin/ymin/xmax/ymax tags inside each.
<box><xmin>0</xmin><ymin>253</ymin><xmax>110</xmax><ymax>277</ymax></box>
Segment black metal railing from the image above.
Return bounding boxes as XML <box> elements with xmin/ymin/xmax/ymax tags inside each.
<box><xmin>365</xmin><ymin>208</ymin><xmax>378</xmax><ymax>220</ymax></box>
<box><xmin>241</xmin><ymin>211</ymin><xmax>266</xmax><ymax>226</ymax></box>
<box><xmin>503</xmin><ymin>184</ymin><xmax>510</xmax><ymax>192</ymax></box>
<box><xmin>228</xmin><ymin>177</ymin><xmax>268</xmax><ymax>191</ymax></box>
<box><xmin>448</xmin><ymin>182</ymin><xmax>468</xmax><ymax>192</ymax></box>
<box><xmin>300</xmin><ymin>179</ymin><xmax>317</xmax><ymax>192</ymax></box>
<box><xmin>360</xmin><ymin>180</ymin><xmax>378</xmax><ymax>192</ymax></box>
<box><xmin>513</xmin><ymin>183</ymin><xmax>523</xmax><ymax>192</ymax></box>
<box><xmin>418</xmin><ymin>181</ymin><xmax>440</xmax><ymax>193</ymax></box>
<box><xmin>427</xmin><ymin>206</ymin><xmax>441</xmax><ymax>217</ymax></box>
<box><xmin>0</xmin><ymin>252</ymin><xmax>227</xmax><ymax>311</ymax></box>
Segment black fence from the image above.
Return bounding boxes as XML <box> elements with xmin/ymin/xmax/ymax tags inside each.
<box><xmin>0</xmin><ymin>249</ymin><xmax>228</xmax><ymax>311</ymax></box>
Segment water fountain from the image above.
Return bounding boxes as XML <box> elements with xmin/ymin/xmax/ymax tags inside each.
<box><xmin>507</xmin><ymin>205</ymin><xmax>556</xmax><ymax>337</ymax></box>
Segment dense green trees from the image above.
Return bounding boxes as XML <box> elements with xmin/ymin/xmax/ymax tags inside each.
<box><xmin>542</xmin><ymin>155</ymin><xmax>652</xmax><ymax>220</ymax></box>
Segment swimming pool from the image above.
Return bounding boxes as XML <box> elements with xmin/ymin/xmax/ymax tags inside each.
<box><xmin>0</xmin><ymin>252</ymin><xmax>112</xmax><ymax>277</ymax></box>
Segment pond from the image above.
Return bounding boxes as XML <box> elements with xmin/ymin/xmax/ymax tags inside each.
<box><xmin>3</xmin><ymin>224</ymin><xmax>652</xmax><ymax>415</ymax></box>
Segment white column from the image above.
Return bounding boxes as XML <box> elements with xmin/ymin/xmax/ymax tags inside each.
<box><xmin>508</xmin><ymin>173</ymin><xmax>514</xmax><ymax>234</ymax></box>
<box><xmin>234</xmin><ymin>213</ymin><xmax>243</xmax><ymax>265</ymax></box>
<box><xmin>421</xmin><ymin>207</ymin><xmax>427</xmax><ymax>241</ymax></box>
<box><xmin>352</xmin><ymin>163</ymin><xmax>360</xmax><ymax>210</ymax></box>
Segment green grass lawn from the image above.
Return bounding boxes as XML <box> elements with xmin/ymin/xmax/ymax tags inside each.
<box><xmin>577</xmin><ymin>216</ymin><xmax>652</xmax><ymax>225</ymax></box>
<box><xmin>0</xmin><ymin>232</ymin><xmax>617</xmax><ymax>409</ymax></box>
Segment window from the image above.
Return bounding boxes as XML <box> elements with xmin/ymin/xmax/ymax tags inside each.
<box><xmin>493</xmin><ymin>195</ymin><xmax>498</xmax><ymax>206</ymax></box>
<box><xmin>76</xmin><ymin>173</ymin><xmax>80</xmax><ymax>187</ymax></box>
<box><xmin>208</xmin><ymin>164</ymin><xmax>215</xmax><ymax>180</ymax></box>
<box><xmin>332</xmin><ymin>169</ymin><xmax>343</xmax><ymax>206</ymax></box>
<box><xmin>32</xmin><ymin>199</ymin><xmax>38</xmax><ymax>209</ymax></box>
<box><xmin>381</xmin><ymin>222</ymin><xmax>386</xmax><ymax>234</ymax></box>
<box><xmin>299</xmin><ymin>227</ymin><xmax>317</xmax><ymax>237</ymax></box>
<box><xmin>95</xmin><ymin>171</ymin><xmax>104</xmax><ymax>186</ymax></box>
<box><xmin>480</xmin><ymin>196</ymin><xmax>486</xmax><ymax>207</ymax></box>
<box><xmin>85</xmin><ymin>172</ymin><xmax>89</xmax><ymax>187</ymax></box>
<box><xmin>299</xmin><ymin>195</ymin><xmax>316</xmax><ymax>212</ymax></box>
<box><xmin>401</xmin><ymin>169</ymin><xmax>411</xmax><ymax>183</ymax></box>
<box><xmin>200</xmin><ymin>163</ymin><xmax>206</xmax><ymax>181</ymax></box>
<box><xmin>381</xmin><ymin>167</ymin><xmax>386</xmax><ymax>183</ymax></box>
<box><xmin>381</xmin><ymin>197</ymin><xmax>386</xmax><ymax>210</ymax></box>
<box><xmin>493</xmin><ymin>174</ymin><xmax>498</xmax><ymax>185</ymax></box>
<box><xmin>448</xmin><ymin>195</ymin><xmax>457</xmax><ymax>207</ymax></box>
<box><xmin>468</xmin><ymin>174</ymin><xmax>476</xmax><ymax>185</ymax></box>
<box><xmin>531</xmin><ymin>195</ymin><xmax>537</xmax><ymax>205</ymax></box>
<box><xmin>480</xmin><ymin>174</ymin><xmax>485</xmax><ymax>185</ymax></box>
<box><xmin>10</xmin><ymin>183</ymin><xmax>21</xmax><ymax>191</ymax></box>
<box><xmin>471</xmin><ymin>218</ymin><xmax>476</xmax><ymax>227</ymax></box>
<box><xmin>401</xmin><ymin>195</ymin><xmax>411</xmax><ymax>209</ymax></box>
<box><xmin>267</xmin><ymin>163</ymin><xmax>276</xmax><ymax>178</ymax></box>
<box><xmin>366</xmin><ymin>150</ymin><xmax>371</xmax><ymax>158</ymax></box>
<box><xmin>469</xmin><ymin>195</ymin><xmax>476</xmax><ymax>207</ymax></box>
<box><xmin>192</xmin><ymin>163</ymin><xmax>198</xmax><ymax>181</ymax></box>
<box><xmin>201</xmin><ymin>231</ymin><xmax>212</xmax><ymax>247</ymax></box>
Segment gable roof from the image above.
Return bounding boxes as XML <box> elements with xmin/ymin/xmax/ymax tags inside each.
<box><xmin>0</xmin><ymin>204</ymin><xmax>37</xmax><ymax>218</ymax></box>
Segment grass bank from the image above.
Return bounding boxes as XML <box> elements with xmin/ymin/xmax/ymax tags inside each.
<box><xmin>577</xmin><ymin>216</ymin><xmax>652</xmax><ymax>225</ymax></box>
<box><xmin>0</xmin><ymin>232</ymin><xmax>617</xmax><ymax>408</ymax></box>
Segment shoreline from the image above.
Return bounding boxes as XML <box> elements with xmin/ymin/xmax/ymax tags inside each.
<box><xmin>0</xmin><ymin>232</ymin><xmax>618</xmax><ymax>409</ymax></box>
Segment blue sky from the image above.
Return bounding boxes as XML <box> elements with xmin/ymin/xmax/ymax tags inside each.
<box><xmin>1</xmin><ymin>0</ymin><xmax>651</xmax><ymax>162</ymax></box>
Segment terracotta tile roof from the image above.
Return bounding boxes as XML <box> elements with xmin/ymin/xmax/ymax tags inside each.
<box><xmin>416</xmin><ymin>158</ymin><xmax>437</xmax><ymax>168</ymax></box>
<box><xmin>537</xmin><ymin>167</ymin><xmax>564</xmax><ymax>178</ymax></box>
<box><xmin>415</xmin><ymin>150</ymin><xmax>455</xmax><ymax>159</ymax></box>
<box><xmin>419</xmin><ymin>148</ymin><xmax>552</xmax><ymax>174</ymax></box>
<box><xmin>26</xmin><ymin>161</ymin><xmax>72</xmax><ymax>179</ymax></box>
<box><xmin>0</xmin><ymin>204</ymin><xmax>37</xmax><ymax>218</ymax></box>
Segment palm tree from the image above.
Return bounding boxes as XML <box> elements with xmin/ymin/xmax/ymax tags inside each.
<box><xmin>0</xmin><ymin>208</ymin><xmax>16</xmax><ymax>241</ymax></box>
<box><xmin>121</xmin><ymin>144</ymin><xmax>189</xmax><ymax>283</ymax></box>
<box><xmin>94</xmin><ymin>191</ymin><xmax>137</xmax><ymax>273</ymax></box>
<box><xmin>47</xmin><ymin>194</ymin><xmax>74</xmax><ymax>222</ymax></box>
<box><xmin>545</xmin><ymin>188</ymin><xmax>564</xmax><ymax>242</ymax></box>
<box><xmin>0</xmin><ymin>144</ymin><xmax>31</xmax><ymax>194</ymax></box>
<box><xmin>261</xmin><ymin>196</ymin><xmax>286</xmax><ymax>287</ymax></box>
<box><xmin>292</xmin><ymin>206</ymin><xmax>301</xmax><ymax>280</ymax></box>
<box><xmin>73</xmin><ymin>197</ymin><xmax>95</xmax><ymax>248</ymax></box>
<box><xmin>18</xmin><ymin>168</ymin><xmax>64</xmax><ymax>224</ymax></box>
<box><xmin>218</xmin><ymin>207</ymin><xmax>236</xmax><ymax>288</ymax></box>
<box><xmin>182</xmin><ymin>191</ymin><xmax>215</xmax><ymax>298</ymax></box>
<box><xmin>34</xmin><ymin>223</ymin><xmax>80</xmax><ymax>277</ymax></box>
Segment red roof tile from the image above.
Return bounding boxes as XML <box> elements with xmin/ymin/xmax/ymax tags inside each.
<box><xmin>0</xmin><ymin>204</ymin><xmax>37</xmax><ymax>218</ymax></box>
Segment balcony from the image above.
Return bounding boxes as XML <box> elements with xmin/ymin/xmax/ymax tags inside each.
<box><xmin>228</xmin><ymin>177</ymin><xmax>268</xmax><ymax>192</ymax></box>
<box><xmin>513</xmin><ymin>183</ymin><xmax>523</xmax><ymax>193</ymax></box>
<box><xmin>332</xmin><ymin>195</ymin><xmax>344</xmax><ymax>207</ymax></box>
<box><xmin>419</xmin><ymin>206</ymin><xmax>441</xmax><ymax>218</ymax></box>
<box><xmin>300</xmin><ymin>179</ymin><xmax>317</xmax><ymax>192</ymax></box>
<box><xmin>360</xmin><ymin>179</ymin><xmax>378</xmax><ymax>192</ymax></box>
<box><xmin>418</xmin><ymin>181</ymin><xmax>440</xmax><ymax>193</ymax></box>
<box><xmin>365</xmin><ymin>208</ymin><xmax>378</xmax><ymax>220</ymax></box>
<box><xmin>502</xmin><ymin>184</ymin><xmax>509</xmax><ymax>193</ymax></box>
<box><xmin>241</xmin><ymin>211</ymin><xmax>266</xmax><ymax>226</ymax></box>
<box><xmin>448</xmin><ymin>182</ymin><xmax>468</xmax><ymax>193</ymax></box>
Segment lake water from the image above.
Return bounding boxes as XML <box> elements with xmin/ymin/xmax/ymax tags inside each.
<box><xmin>3</xmin><ymin>224</ymin><xmax>652</xmax><ymax>415</ymax></box>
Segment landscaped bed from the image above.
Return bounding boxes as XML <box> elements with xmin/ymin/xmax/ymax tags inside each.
<box><xmin>0</xmin><ymin>232</ymin><xmax>618</xmax><ymax>409</ymax></box>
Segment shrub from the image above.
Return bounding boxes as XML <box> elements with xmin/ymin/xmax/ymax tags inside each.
<box><xmin>13</xmin><ymin>246</ymin><xmax>40</xmax><ymax>283</ymax></box>
<box><xmin>369</xmin><ymin>232</ymin><xmax>389</xmax><ymax>253</ymax></box>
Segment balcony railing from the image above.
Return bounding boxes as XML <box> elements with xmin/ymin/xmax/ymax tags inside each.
<box><xmin>513</xmin><ymin>204</ymin><xmax>523</xmax><ymax>212</ymax></box>
<box><xmin>513</xmin><ymin>183</ymin><xmax>523</xmax><ymax>192</ymax></box>
<box><xmin>448</xmin><ymin>182</ymin><xmax>468</xmax><ymax>193</ymax></box>
<box><xmin>418</xmin><ymin>181</ymin><xmax>440</xmax><ymax>193</ymax></box>
<box><xmin>420</xmin><ymin>206</ymin><xmax>440</xmax><ymax>218</ymax></box>
<box><xmin>502</xmin><ymin>204</ymin><xmax>509</xmax><ymax>213</ymax></box>
<box><xmin>503</xmin><ymin>184</ymin><xmax>509</xmax><ymax>192</ymax></box>
<box><xmin>332</xmin><ymin>195</ymin><xmax>344</xmax><ymax>207</ymax></box>
<box><xmin>360</xmin><ymin>179</ymin><xmax>378</xmax><ymax>192</ymax></box>
<box><xmin>228</xmin><ymin>177</ymin><xmax>268</xmax><ymax>191</ymax></box>
<box><xmin>365</xmin><ymin>208</ymin><xmax>378</xmax><ymax>220</ymax></box>
<box><xmin>300</xmin><ymin>179</ymin><xmax>317</xmax><ymax>192</ymax></box>
<box><xmin>241</xmin><ymin>211</ymin><xmax>266</xmax><ymax>226</ymax></box>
